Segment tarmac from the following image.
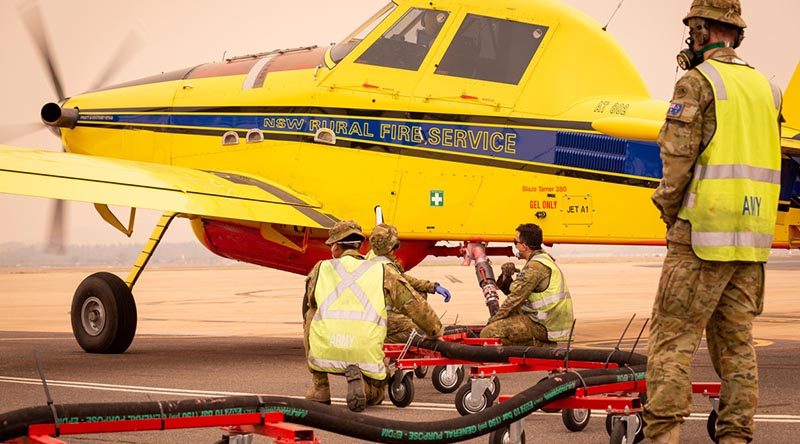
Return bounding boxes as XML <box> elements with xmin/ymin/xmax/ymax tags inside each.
<box><xmin>1</xmin><ymin>254</ymin><xmax>798</xmax><ymax>443</ymax></box>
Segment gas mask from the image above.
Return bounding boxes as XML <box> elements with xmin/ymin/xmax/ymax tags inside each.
<box><xmin>677</xmin><ymin>17</ymin><xmax>743</xmax><ymax>70</ymax></box>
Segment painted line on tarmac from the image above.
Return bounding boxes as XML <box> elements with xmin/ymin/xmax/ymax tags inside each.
<box><xmin>2</xmin><ymin>376</ymin><xmax>799</xmax><ymax>423</ymax></box>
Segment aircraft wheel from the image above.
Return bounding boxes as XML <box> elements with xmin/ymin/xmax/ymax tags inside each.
<box><xmin>71</xmin><ymin>272</ymin><xmax>137</xmax><ymax>353</ymax></box>
<box><xmin>455</xmin><ymin>382</ymin><xmax>493</xmax><ymax>416</ymax></box>
<box><xmin>487</xmin><ymin>427</ymin><xmax>525</xmax><ymax>444</ymax></box>
<box><xmin>562</xmin><ymin>408</ymin><xmax>591</xmax><ymax>432</ymax></box>
<box><xmin>388</xmin><ymin>372</ymin><xmax>415</xmax><ymax>408</ymax></box>
<box><xmin>414</xmin><ymin>366</ymin><xmax>429</xmax><ymax>379</ymax></box>
<box><xmin>707</xmin><ymin>410</ymin><xmax>719</xmax><ymax>443</ymax></box>
<box><xmin>432</xmin><ymin>365</ymin><xmax>464</xmax><ymax>393</ymax></box>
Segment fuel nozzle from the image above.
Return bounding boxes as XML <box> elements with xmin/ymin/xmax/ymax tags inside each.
<box><xmin>462</xmin><ymin>242</ymin><xmax>501</xmax><ymax>316</ymax></box>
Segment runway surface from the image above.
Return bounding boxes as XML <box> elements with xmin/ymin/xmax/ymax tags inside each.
<box><xmin>1</xmin><ymin>255</ymin><xmax>798</xmax><ymax>443</ymax></box>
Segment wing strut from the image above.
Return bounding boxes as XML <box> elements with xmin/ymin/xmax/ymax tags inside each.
<box><xmin>125</xmin><ymin>212</ymin><xmax>177</xmax><ymax>289</ymax></box>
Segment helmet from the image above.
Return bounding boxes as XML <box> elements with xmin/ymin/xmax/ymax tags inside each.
<box><xmin>325</xmin><ymin>220</ymin><xmax>365</xmax><ymax>246</ymax></box>
<box><xmin>369</xmin><ymin>223</ymin><xmax>400</xmax><ymax>256</ymax></box>
<box><xmin>683</xmin><ymin>0</ymin><xmax>746</xmax><ymax>29</ymax></box>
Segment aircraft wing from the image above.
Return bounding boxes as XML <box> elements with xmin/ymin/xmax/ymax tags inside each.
<box><xmin>0</xmin><ymin>146</ymin><xmax>337</xmax><ymax>228</ymax></box>
<box><xmin>592</xmin><ymin>117</ymin><xmax>800</xmax><ymax>157</ymax></box>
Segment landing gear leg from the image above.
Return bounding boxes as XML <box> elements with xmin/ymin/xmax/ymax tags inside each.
<box><xmin>71</xmin><ymin>213</ymin><xmax>176</xmax><ymax>353</ymax></box>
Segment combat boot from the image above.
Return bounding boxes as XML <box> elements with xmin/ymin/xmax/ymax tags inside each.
<box><xmin>344</xmin><ymin>365</ymin><xmax>367</xmax><ymax>412</ymax></box>
<box><xmin>304</xmin><ymin>371</ymin><xmax>331</xmax><ymax>405</ymax></box>
<box><xmin>717</xmin><ymin>436</ymin><xmax>747</xmax><ymax>444</ymax></box>
<box><xmin>649</xmin><ymin>423</ymin><xmax>680</xmax><ymax>443</ymax></box>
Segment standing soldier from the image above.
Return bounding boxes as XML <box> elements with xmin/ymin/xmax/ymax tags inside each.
<box><xmin>645</xmin><ymin>1</ymin><xmax>782</xmax><ymax>443</ymax></box>
<box><xmin>303</xmin><ymin>220</ymin><xmax>442</xmax><ymax>412</ymax></box>
<box><xmin>480</xmin><ymin>223</ymin><xmax>574</xmax><ymax>347</ymax></box>
<box><xmin>367</xmin><ymin>223</ymin><xmax>451</xmax><ymax>343</ymax></box>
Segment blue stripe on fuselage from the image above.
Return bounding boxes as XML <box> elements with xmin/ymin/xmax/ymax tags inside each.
<box><xmin>78</xmin><ymin>113</ymin><xmax>664</xmax><ymax>180</ymax></box>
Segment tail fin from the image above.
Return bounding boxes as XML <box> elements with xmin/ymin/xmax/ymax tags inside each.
<box><xmin>783</xmin><ymin>62</ymin><xmax>800</xmax><ymax>131</ymax></box>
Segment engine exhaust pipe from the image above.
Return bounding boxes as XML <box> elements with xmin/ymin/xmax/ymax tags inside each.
<box><xmin>40</xmin><ymin>102</ymin><xmax>78</xmax><ymax>129</ymax></box>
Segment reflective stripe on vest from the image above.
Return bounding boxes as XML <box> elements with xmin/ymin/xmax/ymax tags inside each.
<box><xmin>308</xmin><ymin>255</ymin><xmax>387</xmax><ymax>380</ymax></box>
<box><xmin>677</xmin><ymin>59</ymin><xmax>781</xmax><ymax>262</ymax></box>
<box><xmin>524</xmin><ymin>253</ymin><xmax>574</xmax><ymax>342</ymax></box>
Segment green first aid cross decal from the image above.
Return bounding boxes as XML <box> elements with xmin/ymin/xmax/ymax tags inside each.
<box><xmin>430</xmin><ymin>190</ymin><xmax>444</xmax><ymax>207</ymax></box>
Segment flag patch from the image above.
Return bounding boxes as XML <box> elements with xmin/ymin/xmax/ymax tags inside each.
<box><xmin>667</xmin><ymin>102</ymin><xmax>684</xmax><ymax>117</ymax></box>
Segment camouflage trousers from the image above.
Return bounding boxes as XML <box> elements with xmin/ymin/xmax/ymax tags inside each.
<box><xmin>479</xmin><ymin>314</ymin><xmax>557</xmax><ymax>347</ymax></box>
<box><xmin>644</xmin><ymin>242</ymin><xmax>764</xmax><ymax>442</ymax></box>
<box><xmin>304</xmin><ymin>370</ymin><xmax>386</xmax><ymax>406</ymax></box>
<box><xmin>386</xmin><ymin>311</ymin><xmax>420</xmax><ymax>344</ymax></box>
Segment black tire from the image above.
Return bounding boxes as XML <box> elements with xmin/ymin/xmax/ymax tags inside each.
<box><xmin>432</xmin><ymin>365</ymin><xmax>464</xmax><ymax>393</ymax></box>
<box><xmin>388</xmin><ymin>372</ymin><xmax>415</xmax><ymax>408</ymax></box>
<box><xmin>414</xmin><ymin>366</ymin><xmax>429</xmax><ymax>379</ymax></box>
<box><xmin>562</xmin><ymin>408</ymin><xmax>591</xmax><ymax>432</ymax></box>
<box><xmin>488</xmin><ymin>377</ymin><xmax>501</xmax><ymax>401</ymax></box>
<box><xmin>707</xmin><ymin>410</ymin><xmax>719</xmax><ymax>443</ymax></box>
<box><xmin>455</xmin><ymin>382</ymin><xmax>493</xmax><ymax>416</ymax></box>
<box><xmin>605</xmin><ymin>414</ymin><xmax>645</xmax><ymax>443</ymax></box>
<box><xmin>71</xmin><ymin>272</ymin><xmax>137</xmax><ymax>353</ymax></box>
<box><xmin>609</xmin><ymin>419</ymin><xmax>627</xmax><ymax>444</ymax></box>
<box><xmin>488</xmin><ymin>427</ymin><xmax>526</xmax><ymax>444</ymax></box>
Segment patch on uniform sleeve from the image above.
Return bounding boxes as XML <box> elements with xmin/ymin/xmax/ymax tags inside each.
<box><xmin>665</xmin><ymin>100</ymin><xmax>698</xmax><ymax>123</ymax></box>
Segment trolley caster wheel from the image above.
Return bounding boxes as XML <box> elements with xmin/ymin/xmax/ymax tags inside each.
<box><xmin>455</xmin><ymin>382</ymin><xmax>493</xmax><ymax>415</ymax></box>
<box><xmin>488</xmin><ymin>427</ymin><xmax>526</xmax><ymax>444</ymax></box>
<box><xmin>388</xmin><ymin>372</ymin><xmax>415</xmax><ymax>408</ymax></box>
<box><xmin>414</xmin><ymin>366</ymin><xmax>428</xmax><ymax>379</ymax></box>
<box><xmin>562</xmin><ymin>408</ymin><xmax>591</xmax><ymax>432</ymax></box>
<box><xmin>605</xmin><ymin>414</ymin><xmax>645</xmax><ymax>443</ymax></box>
<box><xmin>707</xmin><ymin>410</ymin><xmax>719</xmax><ymax>443</ymax></box>
<box><xmin>487</xmin><ymin>377</ymin><xmax>501</xmax><ymax>401</ymax></box>
<box><xmin>432</xmin><ymin>365</ymin><xmax>464</xmax><ymax>393</ymax></box>
<box><xmin>71</xmin><ymin>272</ymin><xmax>137</xmax><ymax>353</ymax></box>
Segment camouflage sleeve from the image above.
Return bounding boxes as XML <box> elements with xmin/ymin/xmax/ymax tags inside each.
<box><xmin>651</xmin><ymin>72</ymin><xmax>708</xmax><ymax>227</ymax></box>
<box><xmin>385</xmin><ymin>265</ymin><xmax>443</xmax><ymax>337</ymax></box>
<box><xmin>302</xmin><ymin>262</ymin><xmax>322</xmax><ymax>321</ymax></box>
<box><xmin>403</xmin><ymin>273</ymin><xmax>437</xmax><ymax>295</ymax></box>
<box><xmin>489</xmin><ymin>260</ymin><xmax>550</xmax><ymax>322</ymax></box>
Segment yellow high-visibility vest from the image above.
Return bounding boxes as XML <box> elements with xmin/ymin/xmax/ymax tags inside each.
<box><xmin>308</xmin><ymin>255</ymin><xmax>388</xmax><ymax>380</ymax></box>
<box><xmin>678</xmin><ymin>59</ymin><xmax>782</xmax><ymax>262</ymax></box>
<box><xmin>523</xmin><ymin>253</ymin><xmax>574</xmax><ymax>342</ymax></box>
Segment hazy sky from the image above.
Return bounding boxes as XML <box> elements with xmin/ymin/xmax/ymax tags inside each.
<box><xmin>1</xmin><ymin>0</ymin><xmax>798</xmax><ymax>247</ymax></box>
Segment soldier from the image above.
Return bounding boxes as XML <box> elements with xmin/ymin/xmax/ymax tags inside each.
<box><xmin>479</xmin><ymin>223</ymin><xmax>574</xmax><ymax>347</ymax></box>
<box><xmin>644</xmin><ymin>1</ymin><xmax>782</xmax><ymax>443</ymax></box>
<box><xmin>367</xmin><ymin>223</ymin><xmax>451</xmax><ymax>343</ymax></box>
<box><xmin>303</xmin><ymin>220</ymin><xmax>442</xmax><ymax>412</ymax></box>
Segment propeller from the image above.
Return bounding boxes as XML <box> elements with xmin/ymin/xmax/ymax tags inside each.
<box><xmin>16</xmin><ymin>1</ymin><xmax>143</xmax><ymax>253</ymax></box>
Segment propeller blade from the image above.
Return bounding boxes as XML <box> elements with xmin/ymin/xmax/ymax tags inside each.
<box><xmin>19</xmin><ymin>2</ymin><xmax>66</xmax><ymax>101</ymax></box>
<box><xmin>88</xmin><ymin>30</ymin><xmax>144</xmax><ymax>92</ymax></box>
<box><xmin>45</xmin><ymin>199</ymin><xmax>66</xmax><ymax>255</ymax></box>
<box><xmin>0</xmin><ymin>122</ymin><xmax>43</xmax><ymax>143</ymax></box>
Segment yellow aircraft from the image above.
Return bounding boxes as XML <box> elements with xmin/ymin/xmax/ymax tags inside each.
<box><xmin>1</xmin><ymin>0</ymin><xmax>798</xmax><ymax>353</ymax></box>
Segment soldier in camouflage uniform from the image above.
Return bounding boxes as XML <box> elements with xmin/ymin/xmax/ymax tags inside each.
<box><xmin>645</xmin><ymin>1</ymin><xmax>782</xmax><ymax>442</ymax></box>
<box><xmin>368</xmin><ymin>223</ymin><xmax>451</xmax><ymax>343</ymax></box>
<box><xmin>303</xmin><ymin>220</ymin><xmax>443</xmax><ymax>410</ymax></box>
<box><xmin>479</xmin><ymin>223</ymin><xmax>574</xmax><ymax>347</ymax></box>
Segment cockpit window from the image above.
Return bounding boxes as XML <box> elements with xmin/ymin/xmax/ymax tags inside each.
<box><xmin>435</xmin><ymin>14</ymin><xmax>548</xmax><ymax>85</ymax></box>
<box><xmin>330</xmin><ymin>2</ymin><xmax>397</xmax><ymax>64</ymax></box>
<box><xmin>355</xmin><ymin>8</ymin><xmax>449</xmax><ymax>71</ymax></box>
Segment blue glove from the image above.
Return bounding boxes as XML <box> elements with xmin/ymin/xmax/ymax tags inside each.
<box><xmin>434</xmin><ymin>284</ymin><xmax>451</xmax><ymax>303</ymax></box>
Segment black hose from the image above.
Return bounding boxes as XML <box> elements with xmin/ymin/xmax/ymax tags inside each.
<box><xmin>412</xmin><ymin>337</ymin><xmax>648</xmax><ymax>367</ymax></box>
<box><xmin>0</xmin><ymin>362</ymin><xmax>646</xmax><ymax>443</ymax></box>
